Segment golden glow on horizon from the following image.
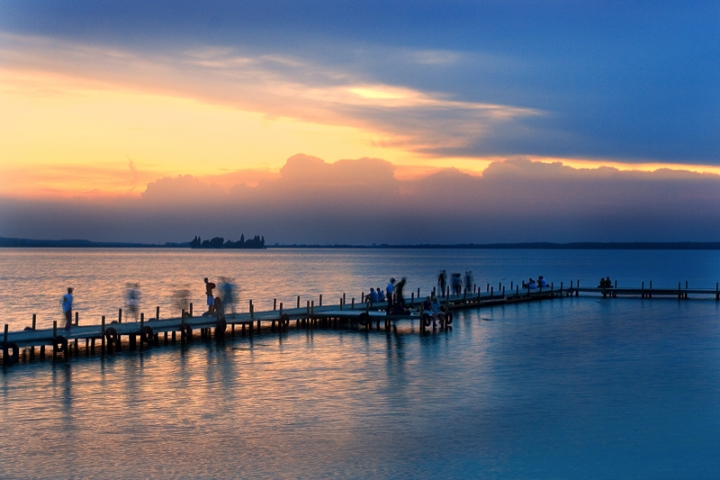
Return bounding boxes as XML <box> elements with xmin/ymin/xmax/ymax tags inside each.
<box><xmin>3</xmin><ymin>67</ymin><xmax>720</xmax><ymax>199</ymax></box>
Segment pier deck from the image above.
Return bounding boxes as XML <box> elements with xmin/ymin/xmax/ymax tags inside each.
<box><xmin>2</xmin><ymin>280</ymin><xmax>718</xmax><ymax>366</ymax></box>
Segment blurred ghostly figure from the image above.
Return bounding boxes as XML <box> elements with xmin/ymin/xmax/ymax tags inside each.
<box><xmin>172</xmin><ymin>288</ymin><xmax>191</xmax><ymax>316</ymax></box>
<box><xmin>451</xmin><ymin>273</ymin><xmax>463</xmax><ymax>296</ymax></box>
<box><xmin>219</xmin><ymin>277</ymin><xmax>238</xmax><ymax>318</ymax></box>
<box><xmin>464</xmin><ymin>270</ymin><xmax>474</xmax><ymax>293</ymax></box>
<box><xmin>125</xmin><ymin>283</ymin><xmax>141</xmax><ymax>321</ymax></box>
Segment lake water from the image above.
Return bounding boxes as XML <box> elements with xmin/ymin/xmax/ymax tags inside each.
<box><xmin>1</xmin><ymin>248</ymin><xmax>720</xmax><ymax>478</ymax></box>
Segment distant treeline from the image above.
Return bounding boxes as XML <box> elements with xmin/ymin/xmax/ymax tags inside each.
<box><xmin>190</xmin><ymin>235</ymin><xmax>266</xmax><ymax>249</ymax></box>
<box><xmin>0</xmin><ymin>236</ymin><xmax>187</xmax><ymax>248</ymax></box>
<box><xmin>270</xmin><ymin>242</ymin><xmax>720</xmax><ymax>250</ymax></box>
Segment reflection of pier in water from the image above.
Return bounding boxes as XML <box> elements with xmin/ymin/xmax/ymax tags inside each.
<box><xmin>3</xmin><ymin>280</ymin><xmax>719</xmax><ymax>366</ymax></box>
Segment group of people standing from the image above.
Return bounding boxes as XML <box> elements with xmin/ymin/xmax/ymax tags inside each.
<box><xmin>437</xmin><ymin>270</ymin><xmax>474</xmax><ymax>296</ymax></box>
<box><xmin>58</xmin><ymin>276</ymin><xmax>240</xmax><ymax>331</ymax></box>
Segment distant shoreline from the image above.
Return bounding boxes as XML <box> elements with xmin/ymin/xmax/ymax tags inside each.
<box><xmin>3</xmin><ymin>236</ymin><xmax>720</xmax><ymax>250</ymax></box>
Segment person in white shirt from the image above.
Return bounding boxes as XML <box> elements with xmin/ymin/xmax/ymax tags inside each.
<box><xmin>62</xmin><ymin>287</ymin><xmax>73</xmax><ymax>331</ymax></box>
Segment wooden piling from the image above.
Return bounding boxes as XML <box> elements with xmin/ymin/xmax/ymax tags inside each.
<box><xmin>32</xmin><ymin>314</ymin><xmax>36</xmax><ymax>331</ymax></box>
<box><xmin>52</xmin><ymin>321</ymin><xmax>57</xmax><ymax>360</ymax></box>
<box><xmin>273</xmin><ymin>299</ymin><xmax>277</xmax><ymax>311</ymax></box>
<box><xmin>101</xmin><ymin>316</ymin><xmax>106</xmax><ymax>354</ymax></box>
<box><xmin>319</xmin><ymin>294</ymin><xmax>323</xmax><ymax>307</ymax></box>
<box><xmin>297</xmin><ymin>296</ymin><xmax>300</xmax><ymax>308</ymax></box>
<box><xmin>118</xmin><ymin>308</ymin><xmax>122</xmax><ymax>323</ymax></box>
<box><xmin>156</xmin><ymin>306</ymin><xmax>160</xmax><ymax>320</ymax></box>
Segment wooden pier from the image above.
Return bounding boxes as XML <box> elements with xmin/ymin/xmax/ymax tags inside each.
<box><xmin>2</xmin><ymin>280</ymin><xmax>718</xmax><ymax>366</ymax></box>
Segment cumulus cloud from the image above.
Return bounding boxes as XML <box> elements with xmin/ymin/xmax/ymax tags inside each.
<box><xmin>2</xmin><ymin>155</ymin><xmax>720</xmax><ymax>245</ymax></box>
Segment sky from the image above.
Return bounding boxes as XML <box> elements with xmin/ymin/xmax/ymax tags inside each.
<box><xmin>1</xmin><ymin>1</ymin><xmax>719</xmax><ymax>244</ymax></box>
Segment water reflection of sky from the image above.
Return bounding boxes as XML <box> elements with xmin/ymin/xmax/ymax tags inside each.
<box><xmin>2</xmin><ymin>247</ymin><xmax>720</xmax><ymax>329</ymax></box>
<box><xmin>2</xmin><ymin>298</ymin><xmax>720</xmax><ymax>478</ymax></box>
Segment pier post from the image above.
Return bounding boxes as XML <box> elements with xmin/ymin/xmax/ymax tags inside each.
<box><xmin>340</xmin><ymin>297</ymin><xmax>343</xmax><ymax>310</ymax></box>
<box><xmin>52</xmin><ymin>321</ymin><xmax>57</xmax><ymax>361</ymax></box>
<box><xmin>3</xmin><ymin>324</ymin><xmax>7</xmax><ymax>345</ymax></box>
<box><xmin>490</xmin><ymin>286</ymin><xmax>493</xmax><ymax>298</ymax></box>
<box><xmin>343</xmin><ymin>293</ymin><xmax>346</xmax><ymax>305</ymax></box>
<box><xmin>156</xmin><ymin>306</ymin><xmax>160</xmax><ymax>320</ymax></box>
<box><xmin>32</xmin><ymin>314</ymin><xmax>36</xmax><ymax>331</ymax></box>
<box><xmin>139</xmin><ymin>313</ymin><xmax>144</xmax><ymax>351</ymax></box>
<box><xmin>642</xmin><ymin>281</ymin><xmax>645</xmax><ymax>298</ymax></box>
<box><xmin>118</xmin><ymin>308</ymin><xmax>122</xmax><ymax>323</ymax></box>
<box><xmin>189</xmin><ymin>303</ymin><xmax>193</xmax><ymax>317</ymax></box>
<box><xmin>510</xmin><ymin>281</ymin><xmax>513</xmax><ymax>289</ymax></box>
<box><xmin>280</xmin><ymin>302</ymin><xmax>284</xmax><ymax>316</ymax></box>
<box><xmin>250</xmin><ymin>300</ymin><xmax>254</xmax><ymax>320</ymax></box>
<box><xmin>502</xmin><ymin>286</ymin><xmax>505</xmax><ymax>297</ymax></box>
<box><xmin>411</xmin><ymin>292</ymin><xmax>415</xmax><ymax>307</ymax></box>
<box><xmin>576</xmin><ymin>280</ymin><xmax>579</xmax><ymax>297</ymax></box>
<box><xmin>319</xmin><ymin>294</ymin><xmax>323</xmax><ymax>307</ymax></box>
<box><xmin>417</xmin><ymin>288</ymin><xmax>420</xmax><ymax>298</ymax></box>
<box><xmin>273</xmin><ymin>299</ymin><xmax>277</xmax><ymax>311</ymax></box>
<box><xmin>716</xmin><ymin>282</ymin><xmax>719</xmax><ymax>300</ymax></box>
<box><xmin>351</xmin><ymin>298</ymin><xmax>355</xmax><ymax>309</ymax></box>
<box><xmin>297</xmin><ymin>296</ymin><xmax>300</xmax><ymax>308</ymax></box>
<box><xmin>102</xmin><ymin>316</ymin><xmax>106</xmax><ymax>354</ymax></box>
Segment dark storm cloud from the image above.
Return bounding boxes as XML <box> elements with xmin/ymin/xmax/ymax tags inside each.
<box><xmin>2</xmin><ymin>157</ymin><xmax>720</xmax><ymax>244</ymax></box>
<box><xmin>2</xmin><ymin>0</ymin><xmax>718</xmax><ymax>163</ymax></box>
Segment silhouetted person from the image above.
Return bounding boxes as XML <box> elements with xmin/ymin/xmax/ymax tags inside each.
<box><xmin>377</xmin><ymin>287</ymin><xmax>385</xmax><ymax>302</ymax></box>
<box><xmin>395</xmin><ymin>277</ymin><xmax>407</xmax><ymax>309</ymax></box>
<box><xmin>438</xmin><ymin>270</ymin><xmax>447</xmax><ymax>297</ymax></box>
<box><xmin>204</xmin><ymin>277</ymin><xmax>216</xmax><ymax>316</ymax></box>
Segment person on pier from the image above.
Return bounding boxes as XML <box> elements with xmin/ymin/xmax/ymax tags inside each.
<box><xmin>203</xmin><ymin>278</ymin><xmax>216</xmax><ymax>316</ymax></box>
<box><xmin>125</xmin><ymin>283</ymin><xmax>140</xmax><ymax>321</ymax></box>
<box><xmin>395</xmin><ymin>277</ymin><xmax>407</xmax><ymax>309</ymax></box>
<box><xmin>451</xmin><ymin>273</ymin><xmax>463</xmax><ymax>296</ymax></box>
<box><xmin>369</xmin><ymin>287</ymin><xmax>379</xmax><ymax>304</ymax></box>
<box><xmin>386</xmin><ymin>278</ymin><xmax>396</xmax><ymax>312</ymax></box>
<box><xmin>377</xmin><ymin>287</ymin><xmax>385</xmax><ymax>302</ymax></box>
<box><xmin>528</xmin><ymin>278</ymin><xmax>537</xmax><ymax>289</ymax></box>
<box><xmin>464</xmin><ymin>270</ymin><xmax>474</xmax><ymax>294</ymax></box>
<box><xmin>539</xmin><ymin>276</ymin><xmax>548</xmax><ymax>288</ymax></box>
<box><xmin>62</xmin><ymin>287</ymin><xmax>73</xmax><ymax>331</ymax></box>
<box><xmin>438</xmin><ymin>270</ymin><xmax>447</xmax><ymax>297</ymax></box>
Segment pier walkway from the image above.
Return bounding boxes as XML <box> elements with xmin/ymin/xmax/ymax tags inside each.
<box><xmin>2</xmin><ymin>280</ymin><xmax>719</xmax><ymax>366</ymax></box>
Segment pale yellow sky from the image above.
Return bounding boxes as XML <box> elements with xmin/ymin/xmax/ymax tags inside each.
<box><xmin>3</xmin><ymin>65</ymin><xmax>720</xmax><ymax>199</ymax></box>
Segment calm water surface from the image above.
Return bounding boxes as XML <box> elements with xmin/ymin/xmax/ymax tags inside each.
<box><xmin>1</xmin><ymin>248</ymin><xmax>720</xmax><ymax>478</ymax></box>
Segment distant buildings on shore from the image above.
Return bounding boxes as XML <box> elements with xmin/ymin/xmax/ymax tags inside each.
<box><xmin>189</xmin><ymin>234</ymin><xmax>266</xmax><ymax>249</ymax></box>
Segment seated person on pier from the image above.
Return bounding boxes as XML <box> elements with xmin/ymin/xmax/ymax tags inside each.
<box><xmin>369</xmin><ymin>287</ymin><xmax>379</xmax><ymax>304</ymax></box>
<box><xmin>528</xmin><ymin>278</ymin><xmax>537</xmax><ymax>289</ymax></box>
<box><xmin>431</xmin><ymin>295</ymin><xmax>442</xmax><ymax>316</ymax></box>
<box><xmin>377</xmin><ymin>287</ymin><xmax>386</xmax><ymax>302</ymax></box>
<box><xmin>422</xmin><ymin>296</ymin><xmax>432</xmax><ymax>313</ymax></box>
<box><xmin>539</xmin><ymin>276</ymin><xmax>548</xmax><ymax>288</ymax></box>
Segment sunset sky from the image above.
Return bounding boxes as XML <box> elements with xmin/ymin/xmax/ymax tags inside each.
<box><xmin>1</xmin><ymin>1</ymin><xmax>719</xmax><ymax>244</ymax></box>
